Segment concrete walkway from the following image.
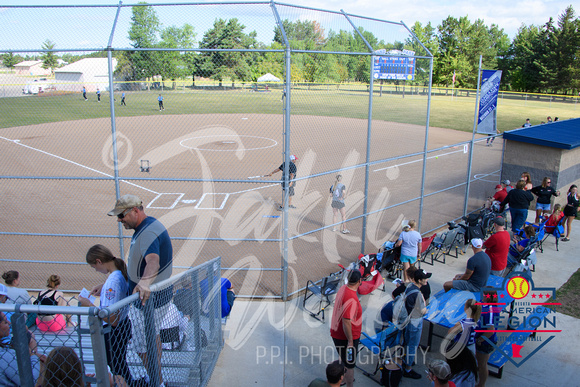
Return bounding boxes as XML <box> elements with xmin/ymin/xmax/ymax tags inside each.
<box><xmin>208</xmin><ymin>211</ymin><xmax>580</xmax><ymax>386</ymax></box>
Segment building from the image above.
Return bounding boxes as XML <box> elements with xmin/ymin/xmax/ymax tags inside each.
<box><xmin>14</xmin><ymin>60</ymin><xmax>51</xmax><ymax>76</ymax></box>
<box><xmin>54</xmin><ymin>58</ymin><xmax>118</xmax><ymax>92</ymax></box>
<box><xmin>502</xmin><ymin>117</ymin><xmax>580</xmax><ymax>207</ymax></box>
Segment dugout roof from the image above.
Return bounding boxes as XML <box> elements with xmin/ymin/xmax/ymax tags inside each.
<box><xmin>502</xmin><ymin>117</ymin><xmax>580</xmax><ymax>150</ymax></box>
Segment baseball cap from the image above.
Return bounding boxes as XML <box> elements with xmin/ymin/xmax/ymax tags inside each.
<box><xmin>495</xmin><ymin>184</ymin><xmax>502</xmax><ymax>189</ymax></box>
<box><xmin>0</xmin><ymin>284</ymin><xmax>7</xmax><ymax>297</ymax></box>
<box><xmin>471</xmin><ymin>238</ymin><xmax>483</xmax><ymax>248</ymax></box>
<box><xmin>107</xmin><ymin>194</ymin><xmax>143</xmax><ymax>216</ymax></box>
<box><xmin>493</xmin><ymin>216</ymin><xmax>505</xmax><ymax>226</ymax></box>
<box><xmin>428</xmin><ymin>359</ymin><xmax>451</xmax><ymax>380</ymax></box>
<box><xmin>414</xmin><ymin>269</ymin><xmax>432</xmax><ymax>281</ymax></box>
<box><xmin>501</xmin><ymin>179</ymin><xmax>510</xmax><ymax>185</ymax></box>
<box><xmin>289</xmin><ymin>155</ymin><xmax>297</xmax><ymax>161</ymax></box>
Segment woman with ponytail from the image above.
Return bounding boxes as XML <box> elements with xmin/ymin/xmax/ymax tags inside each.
<box><xmin>330</xmin><ymin>174</ymin><xmax>349</xmax><ymax>234</ymax></box>
<box><xmin>80</xmin><ymin>244</ymin><xmax>141</xmax><ymax>386</ymax></box>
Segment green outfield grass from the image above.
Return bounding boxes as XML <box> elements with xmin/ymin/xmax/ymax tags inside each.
<box><xmin>2</xmin><ymin>88</ymin><xmax>578</xmax><ymax>131</ymax></box>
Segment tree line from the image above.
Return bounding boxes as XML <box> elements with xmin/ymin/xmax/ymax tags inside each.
<box><xmin>3</xmin><ymin>4</ymin><xmax>578</xmax><ymax>95</ymax></box>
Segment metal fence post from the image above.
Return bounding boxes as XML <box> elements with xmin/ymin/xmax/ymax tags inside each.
<box><xmin>88</xmin><ymin>309</ymin><xmax>111</xmax><ymax>387</ymax></box>
<box><xmin>144</xmin><ymin>300</ymin><xmax>160</xmax><ymax>387</ymax></box>
<box><xmin>11</xmin><ymin>312</ymin><xmax>34</xmax><ymax>387</ymax></box>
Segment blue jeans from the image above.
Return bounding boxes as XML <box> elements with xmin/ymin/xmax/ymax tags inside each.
<box><xmin>403</xmin><ymin>319</ymin><xmax>423</xmax><ymax>367</ymax></box>
<box><xmin>510</xmin><ymin>208</ymin><xmax>528</xmax><ymax>232</ymax></box>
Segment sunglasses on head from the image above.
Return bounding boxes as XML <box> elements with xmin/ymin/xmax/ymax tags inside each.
<box><xmin>117</xmin><ymin>208</ymin><xmax>132</xmax><ymax>219</ymax></box>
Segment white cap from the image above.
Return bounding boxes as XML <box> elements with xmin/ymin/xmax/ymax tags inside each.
<box><xmin>289</xmin><ymin>155</ymin><xmax>297</xmax><ymax>161</ymax></box>
<box><xmin>471</xmin><ymin>238</ymin><xmax>483</xmax><ymax>248</ymax></box>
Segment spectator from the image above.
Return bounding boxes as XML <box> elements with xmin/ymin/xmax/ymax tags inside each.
<box><xmin>330</xmin><ymin>269</ymin><xmax>363</xmax><ymax>387</ymax></box>
<box><xmin>395</xmin><ymin>220</ymin><xmax>422</xmax><ymax>283</ymax></box>
<box><xmin>105</xmin><ymin>194</ymin><xmax>173</xmax><ymax>387</ymax></box>
<box><xmin>446</xmin><ymin>346</ymin><xmax>478</xmax><ymax>387</ymax></box>
<box><xmin>426</xmin><ymin>359</ymin><xmax>455</xmax><ymax>387</ymax></box>
<box><xmin>544</xmin><ymin>204</ymin><xmax>564</xmax><ymax>233</ymax></box>
<box><xmin>520</xmin><ymin>172</ymin><xmax>533</xmax><ymax>191</ymax></box>
<box><xmin>308</xmin><ymin>360</ymin><xmax>345</xmax><ymax>387</ymax></box>
<box><xmin>401</xmin><ymin>269</ymin><xmax>430</xmax><ymax>380</ymax></box>
<box><xmin>475</xmin><ymin>290</ymin><xmax>501</xmax><ymax>387</ymax></box>
<box><xmin>562</xmin><ymin>184</ymin><xmax>579</xmax><ymax>242</ymax></box>
<box><xmin>531</xmin><ymin>177</ymin><xmax>560</xmax><ymax>223</ymax></box>
<box><xmin>0</xmin><ymin>312</ymin><xmax>44</xmax><ymax>386</ymax></box>
<box><xmin>444</xmin><ymin>239</ymin><xmax>491</xmax><ymax>292</ymax></box>
<box><xmin>377</xmin><ymin>266</ymin><xmax>431</xmax><ymax>333</ymax></box>
<box><xmin>2</xmin><ymin>271</ymin><xmax>31</xmax><ymax>305</ymax></box>
<box><xmin>547</xmin><ymin>116</ymin><xmax>552</xmax><ymax>123</ymax></box>
<box><xmin>500</xmin><ymin>179</ymin><xmax>513</xmax><ymax>193</ymax></box>
<box><xmin>448</xmin><ymin>299</ymin><xmax>481</xmax><ymax>355</ymax></box>
<box><xmin>485</xmin><ymin>185</ymin><xmax>506</xmax><ymax>211</ymax></box>
<box><xmin>522</xmin><ymin>118</ymin><xmax>532</xmax><ymax>128</ymax></box>
<box><xmin>500</xmin><ymin>180</ymin><xmax>534</xmax><ymax>233</ymax></box>
<box><xmin>35</xmin><ymin>275</ymin><xmax>71</xmax><ymax>332</ymax></box>
<box><xmin>80</xmin><ymin>244</ymin><xmax>143</xmax><ymax>387</ymax></box>
<box><xmin>483</xmin><ymin>217</ymin><xmax>510</xmax><ymax>276</ymax></box>
<box><xmin>507</xmin><ymin>224</ymin><xmax>536</xmax><ymax>270</ymax></box>
<box><xmin>40</xmin><ymin>347</ymin><xmax>85</xmax><ymax>387</ymax></box>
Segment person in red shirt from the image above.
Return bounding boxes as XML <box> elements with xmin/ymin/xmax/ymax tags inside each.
<box><xmin>486</xmin><ymin>184</ymin><xmax>507</xmax><ymax>211</ymax></box>
<box><xmin>483</xmin><ymin>217</ymin><xmax>511</xmax><ymax>275</ymax></box>
<box><xmin>330</xmin><ymin>270</ymin><xmax>363</xmax><ymax>387</ymax></box>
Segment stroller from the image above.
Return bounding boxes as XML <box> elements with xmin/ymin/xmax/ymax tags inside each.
<box><xmin>378</xmin><ymin>241</ymin><xmax>402</xmax><ymax>279</ymax></box>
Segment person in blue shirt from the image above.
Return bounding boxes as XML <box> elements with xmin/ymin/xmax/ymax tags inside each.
<box><xmin>82</xmin><ymin>86</ymin><xmax>87</xmax><ymax>101</ymax></box>
<box><xmin>158</xmin><ymin>94</ymin><xmax>164</xmax><ymax>111</ymax></box>
<box><xmin>121</xmin><ymin>92</ymin><xmax>126</xmax><ymax>106</ymax></box>
<box><xmin>96</xmin><ymin>88</ymin><xmax>101</xmax><ymax>102</ymax></box>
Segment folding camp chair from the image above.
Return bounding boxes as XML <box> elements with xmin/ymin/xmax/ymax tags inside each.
<box><xmin>504</xmin><ymin>236</ymin><xmax>538</xmax><ymax>277</ymax></box>
<box><xmin>357</xmin><ymin>322</ymin><xmax>404</xmax><ymax>383</ymax></box>
<box><xmin>539</xmin><ymin>215</ymin><xmax>566</xmax><ymax>252</ymax></box>
<box><xmin>303</xmin><ymin>271</ymin><xmax>342</xmax><ymax>323</ymax></box>
<box><xmin>419</xmin><ymin>234</ymin><xmax>437</xmax><ymax>266</ymax></box>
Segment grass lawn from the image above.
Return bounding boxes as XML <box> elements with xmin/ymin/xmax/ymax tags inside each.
<box><xmin>2</xmin><ymin>87</ymin><xmax>578</xmax><ymax>131</ymax></box>
<box><xmin>548</xmin><ymin>267</ymin><xmax>580</xmax><ymax>318</ymax></box>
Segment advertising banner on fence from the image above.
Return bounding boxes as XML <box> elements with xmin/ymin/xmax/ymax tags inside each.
<box><xmin>477</xmin><ymin>69</ymin><xmax>502</xmax><ymax>135</ymax></box>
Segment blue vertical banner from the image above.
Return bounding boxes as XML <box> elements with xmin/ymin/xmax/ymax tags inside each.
<box><xmin>477</xmin><ymin>69</ymin><xmax>502</xmax><ymax>134</ymax></box>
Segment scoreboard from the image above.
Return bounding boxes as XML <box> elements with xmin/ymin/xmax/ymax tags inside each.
<box><xmin>372</xmin><ymin>49</ymin><xmax>415</xmax><ymax>81</ymax></box>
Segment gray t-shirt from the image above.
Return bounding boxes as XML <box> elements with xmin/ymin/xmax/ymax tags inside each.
<box><xmin>466</xmin><ymin>251</ymin><xmax>491</xmax><ymax>289</ymax></box>
<box><xmin>330</xmin><ymin>183</ymin><xmax>346</xmax><ymax>203</ymax></box>
<box><xmin>398</xmin><ymin>230</ymin><xmax>422</xmax><ymax>257</ymax></box>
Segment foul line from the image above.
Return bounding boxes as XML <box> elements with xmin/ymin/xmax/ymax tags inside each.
<box><xmin>1</xmin><ymin>135</ymin><xmax>159</xmax><ymax>194</ymax></box>
<box><xmin>373</xmin><ymin>149</ymin><xmax>464</xmax><ymax>172</ymax></box>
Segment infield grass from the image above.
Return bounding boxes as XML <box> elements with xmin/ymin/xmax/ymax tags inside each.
<box><xmin>2</xmin><ymin>87</ymin><xmax>578</xmax><ymax>132</ymax></box>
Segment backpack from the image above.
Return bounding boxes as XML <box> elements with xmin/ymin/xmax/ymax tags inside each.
<box><xmin>392</xmin><ymin>287</ymin><xmax>420</xmax><ymax>330</ymax></box>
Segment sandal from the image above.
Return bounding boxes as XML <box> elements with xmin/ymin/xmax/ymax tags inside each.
<box><xmin>561</xmin><ymin>237</ymin><xmax>570</xmax><ymax>242</ymax></box>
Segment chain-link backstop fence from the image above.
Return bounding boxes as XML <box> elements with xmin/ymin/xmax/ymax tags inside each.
<box><xmin>0</xmin><ymin>256</ymin><xmax>222</xmax><ymax>387</ymax></box>
<box><xmin>0</xmin><ymin>2</ymin><xmax>503</xmax><ymax>299</ymax></box>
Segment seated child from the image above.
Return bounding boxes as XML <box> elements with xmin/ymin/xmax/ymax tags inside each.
<box><xmin>544</xmin><ymin>204</ymin><xmax>564</xmax><ymax>234</ymax></box>
<box><xmin>448</xmin><ymin>299</ymin><xmax>481</xmax><ymax>355</ymax></box>
<box><xmin>507</xmin><ymin>224</ymin><xmax>536</xmax><ymax>268</ymax></box>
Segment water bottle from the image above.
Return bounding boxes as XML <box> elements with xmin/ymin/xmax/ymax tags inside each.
<box><xmin>346</xmin><ymin>347</ymin><xmax>354</xmax><ymax>363</ymax></box>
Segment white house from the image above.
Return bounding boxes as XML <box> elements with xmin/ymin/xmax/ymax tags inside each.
<box><xmin>14</xmin><ymin>60</ymin><xmax>51</xmax><ymax>76</ymax></box>
<box><xmin>54</xmin><ymin>58</ymin><xmax>118</xmax><ymax>92</ymax></box>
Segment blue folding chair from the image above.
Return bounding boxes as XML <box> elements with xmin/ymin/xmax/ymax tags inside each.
<box><xmin>357</xmin><ymin>322</ymin><xmax>404</xmax><ymax>383</ymax></box>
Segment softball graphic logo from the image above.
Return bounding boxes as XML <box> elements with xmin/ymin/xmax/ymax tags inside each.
<box><xmin>506</xmin><ymin>276</ymin><xmax>530</xmax><ymax>299</ymax></box>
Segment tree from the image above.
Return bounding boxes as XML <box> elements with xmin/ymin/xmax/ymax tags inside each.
<box><xmin>198</xmin><ymin>18</ymin><xmax>255</xmax><ymax>84</ymax></box>
<box><xmin>40</xmin><ymin>40</ymin><xmax>58</xmax><ymax>75</ymax></box>
<box><xmin>159</xmin><ymin>24</ymin><xmax>196</xmax><ymax>88</ymax></box>
<box><xmin>553</xmin><ymin>6</ymin><xmax>580</xmax><ymax>94</ymax></box>
<box><xmin>128</xmin><ymin>3</ymin><xmax>161</xmax><ymax>83</ymax></box>
<box><xmin>2</xmin><ymin>52</ymin><xmax>21</xmax><ymax>71</ymax></box>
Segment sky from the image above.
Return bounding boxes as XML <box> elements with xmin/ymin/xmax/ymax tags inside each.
<box><xmin>0</xmin><ymin>0</ymin><xmax>575</xmax><ymax>52</ymax></box>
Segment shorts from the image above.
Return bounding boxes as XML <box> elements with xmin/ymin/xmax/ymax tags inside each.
<box><xmin>564</xmin><ymin>205</ymin><xmax>577</xmax><ymax>217</ymax></box>
<box><xmin>331</xmin><ymin>201</ymin><xmax>345</xmax><ymax>209</ymax></box>
<box><xmin>452</xmin><ymin>280</ymin><xmax>481</xmax><ymax>292</ymax></box>
<box><xmin>332</xmin><ymin>337</ymin><xmax>360</xmax><ymax>369</ymax></box>
<box><xmin>129</xmin><ymin>301</ymin><xmax>173</xmax><ymax>353</ymax></box>
<box><xmin>536</xmin><ymin>202</ymin><xmax>551</xmax><ymax>211</ymax></box>
<box><xmin>399</xmin><ymin>254</ymin><xmax>417</xmax><ymax>264</ymax></box>
<box><xmin>476</xmin><ymin>338</ymin><xmax>497</xmax><ymax>354</ymax></box>
<box><xmin>36</xmin><ymin>314</ymin><xmax>66</xmax><ymax>332</ymax></box>
<box><xmin>281</xmin><ymin>185</ymin><xmax>295</xmax><ymax>196</ymax></box>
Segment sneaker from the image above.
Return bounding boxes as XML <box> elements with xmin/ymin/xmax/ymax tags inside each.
<box><xmin>332</xmin><ymin>228</ymin><xmax>337</xmax><ymax>232</ymax></box>
<box><xmin>403</xmin><ymin>369</ymin><xmax>422</xmax><ymax>379</ymax></box>
<box><xmin>289</xmin><ymin>205</ymin><xmax>296</xmax><ymax>209</ymax></box>
<box><xmin>342</xmin><ymin>229</ymin><xmax>350</xmax><ymax>234</ymax></box>
<box><xmin>277</xmin><ymin>205</ymin><xmax>283</xmax><ymax>211</ymax></box>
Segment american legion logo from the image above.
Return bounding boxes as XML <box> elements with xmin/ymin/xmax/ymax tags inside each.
<box><xmin>478</xmin><ymin>272</ymin><xmax>561</xmax><ymax>369</ymax></box>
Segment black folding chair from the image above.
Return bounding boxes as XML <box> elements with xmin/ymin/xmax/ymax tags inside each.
<box><xmin>303</xmin><ymin>272</ymin><xmax>342</xmax><ymax>323</ymax></box>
